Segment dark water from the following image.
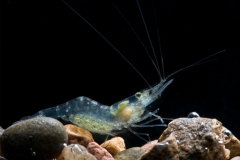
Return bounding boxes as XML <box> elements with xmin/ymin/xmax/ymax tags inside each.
<box><xmin>1</xmin><ymin>0</ymin><xmax>240</xmax><ymax>148</ymax></box>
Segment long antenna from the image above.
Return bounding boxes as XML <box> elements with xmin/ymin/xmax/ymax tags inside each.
<box><xmin>152</xmin><ymin>0</ymin><xmax>166</xmax><ymax>80</ymax></box>
<box><xmin>136</xmin><ymin>0</ymin><xmax>162</xmax><ymax>80</ymax></box>
<box><xmin>166</xmin><ymin>50</ymin><xmax>225</xmax><ymax>80</ymax></box>
<box><xmin>113</xmin><ymin>4</ymin><xmax>162</xmax><ymax>80</ymax></box>
<box><xmin>62</xmin><ymin>0</ymin><xmax>151</xmax><ymax>88</ymax></box>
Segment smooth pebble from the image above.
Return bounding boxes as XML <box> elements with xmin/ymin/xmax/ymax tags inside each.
<box><xmin>0</xmin><ymin>117</ymin><xmax>68</xmax><ymax>160</ymax></box>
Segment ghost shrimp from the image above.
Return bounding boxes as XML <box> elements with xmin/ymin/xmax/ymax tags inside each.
<box><xmin>17</xmin><ymin>79</ymin><xmax>173</xmax><ymax>141</ymax></box>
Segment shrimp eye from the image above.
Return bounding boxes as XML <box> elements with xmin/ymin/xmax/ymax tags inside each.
<box><xmin>187</xmin><ymin>112</ymin><xmax>200</xmax><ymax>118</ymax></box>
<box><xmin>135</xmin><ymin>92</ymin><xmax>142</xmax><ymax>99</ymax></box>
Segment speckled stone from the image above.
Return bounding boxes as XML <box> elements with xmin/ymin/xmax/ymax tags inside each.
<box><xmin>100</xmin><ymin>137</ymin><xmax>126</xmax><ymax>157</ymax></box>
<box><xmin>0</xmin><ymin>117</ymin><xmax>68</xmax><ymax>160</ymax></box>
<box><xmin>57</xmin><ymin>144</ymin><xmax>96</xmax><ymax>160</ymax></box>
<box><xmin>139</xmin><ymin>133</ymin><xmax>179</xmax><ymax>160</ymax></box>
<box><xmin>87</xmin><ymin>142</ymin><xmax>114</xmax><ymax>160</ymax></box>
<box><xmin>64</xmin><ymin>124</ymin><xmax>94</xmax><ymax>148</ymax></box>
<box><xmin>159</xmin><ymin>118</ymin><xmax>230</xmax><ymax>160</ymax></box>
<box><xmin>114</xmin><ymin>147</ymin><xmax>146</xmax><ymax>160</ymax></box>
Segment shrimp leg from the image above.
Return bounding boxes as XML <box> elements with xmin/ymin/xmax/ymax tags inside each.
<box><xmin>125</xmin><ymin>124</ymin><xmax>151</xmax><ymax>143</ymax></box>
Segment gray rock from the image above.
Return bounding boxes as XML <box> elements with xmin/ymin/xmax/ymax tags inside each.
<box><xmin>0</xmin><ymin>126</ymin><xmax>4</xmax><ymax>157</ymax></box>
<box><xmin>114</xmin><ymin>147</ymin><xmax>146</xmax><ymax>160</ymax></box>
<box><xmin>0</xmin><ymin>126</ymin><xmax>4</xmax><ymax>135</ymax></box>
<box><xmin>0</xmin><ymin>117</ymin><xmax>68</xmax><ymax>160</ymax></box>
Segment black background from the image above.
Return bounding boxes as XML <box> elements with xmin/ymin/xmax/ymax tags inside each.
<box><xmin>1</xmin><ymin>0</ymin><xmax>240</xmax><ymax>148</ymax></box>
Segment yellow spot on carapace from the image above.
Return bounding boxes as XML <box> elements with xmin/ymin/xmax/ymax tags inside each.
<box><xmin>110</xmin><ymin>100</ymin><xmax>129</xmax><ymax>116</ymax></box>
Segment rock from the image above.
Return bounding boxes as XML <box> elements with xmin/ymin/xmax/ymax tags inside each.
<box><xmin>114</xmin><ymin>147</ymin><xmax>146</xmax><ymax>160</ymax></box>
<box><xmin>226</xmin><ymin>135</ymin><xmax>240</xmax><ymax>158</ymax></box>
<box><xmin>139</xmin><ymin>133</ymin><xmax>179</xmax><ymax>160</ymax></box>
<box><xmin>0</xmin><ymin>126</ymin><xmax>4</xmax><ymax>157</ymax></box>
<box><xmin>100</xmin><ymin>137</ymin><xmax>126</xmax><ymax>157</ymax></box>
<box><xmin>57</xmin><ymin>144</ymin><xmax>96</xmax><ymax>160</ymax></box>
<box><xmin>159</xmin><ymin>118</ymin><xmax>230</xmax><ymax>160</ymax></box>
<box><xmin>223</xmin><ymin>127</ymin><xmax>240</xmax><ymax>159</ymax></box>
<box><xmin>0</xmin><ymin>126</ymin><xmax>4</xmax><ymax>134</ymax></box>
<box><xmin>141</xmin><ymin>140</ymin><xmax>158</xmax><ymax>152</ymax></box>
<box><xmin>87</xmin><ymin>142</ymin><xmax>114</xmax><ymax>160</ymax></box>
<box><xmin>231</xmin><ymin>156</ymin><xmax>240</xmax><ymax>160</ymax></box>
<box><xmin>0</xmin><ymin>117</ymin><xmax>68</xmax><ymax>160</ymax></box>
<box><xmin>64</xmin><ymin>124</ymin><xmax>94</xmax><ymax>148</ymax></box>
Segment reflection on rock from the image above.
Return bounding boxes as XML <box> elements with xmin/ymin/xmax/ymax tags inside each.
<box><xmin>57</xmin><ymin>144</ymin><xmax>96</xmax><ymax>160</ymax></box>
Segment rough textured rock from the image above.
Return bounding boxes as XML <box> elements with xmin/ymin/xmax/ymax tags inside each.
<box><xmin>141</xmin><ymin>140</ymin><xmax>158</xmax><ymax>152</ymax></box>
<box><xmin>114</xmin><ymin>147</ymin><xmax>146</xmax><ymax>160</ymax></box>
<box><xmin>100</xmin><ymin>137</ymin><xmax>126</xmax><ymax>157</ymax></box>
<box><xmin>65</xmin><ymin>124</ymin><xmax>94</xmax><ymax>148</ymax></box>
<box><xmin>57</xmin><ymin>144</ymin><xmax>96</xmax><ymax>160</ymax></box>
<box><xmin>226</xmin><ymin>135</ymin><xmax>240</xmax><ymax>158</ymax></box>
<box><xmin>0</xmin><ymin>126</ymin><xmax>4</xmax><ymax>157</ymax></box>
<box><xmin>139</xmin><ymin>133</ymin><xmax>179</xmax><ymax>160</ymax></box>
<box><xmin>159</xmin><ymin>118</ymin><xmax>230</xmax><ymax>160</ymax></box>
<box><xmin>0</xmin><ymin>117</ymin><xmax>68</xmax><ymax>160</ymax></box>
<box><xmin>87</xmin><ymin>142</ymin><xmax>114</xmax><ymax>160</ymax></box>
<box><xmin>223</xmin><ymin>127</ymin><xmax>240</xmax><ymax>159</ymax></box>
<box><xmin>231</xmin><ymin>156</ymin><xmax>240</xmax><ymax>160</ymax></box>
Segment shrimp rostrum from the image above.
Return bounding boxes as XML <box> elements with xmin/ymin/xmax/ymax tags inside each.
<box><xmin>16</xmin><ymin>0</ymin><xmax>224</xmax><ymax>142</ymax></box>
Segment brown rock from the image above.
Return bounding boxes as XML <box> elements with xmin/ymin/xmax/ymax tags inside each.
<box><xmin>231</xmin><ymin>156</ymin><xmax>240</xmax><ymax>160</ymax></box>
<box><xmin>141</xmin><ymin>140</ymin><xmax>158</xmax><ymax>152</ymax></box>
<box><xmin>139</xmin><ymin>133</ymin><xmax>179</xmax><ymax>160</ymax></box>
<box><xmin>65</xmin><ymin>124</ymin><xmax>94</xmax><ymax>148</ymax></box>
<box><xmin>100</xmin><ymin>137</ymin><xmax>126</xmax><ymax>157</ymax></box>
<box><xmin>226</xmin><ymin>135</ymin><xmax>240</xmax><ymax>158</ymax></box>
<box><xmin>87</xmin><ymin>142</ymin><xmax>114</xmax><ymax>160</ymax></box>
<box><xmin>159</xmin><ymin>118</ymin><xmax>230</xmax><ymax>160</ymax></box>
<box><xmin>222</xmin><ymin>127</ymin><xmax>240</xmax><ymax>159</ymax></box>
<box><xmin>0</xmin><ymin>117</ymin><xmax>68</xmax><ymax>160</ymax></box>
<box><xmin>57</xmin><ymin>144</ymin><xmax>96</xmax><ymax>160</ymax></box>
<box><xmin>114</xmin><ymin>147</ymin><xmax>146</xmax><ymax>160</ymax></box>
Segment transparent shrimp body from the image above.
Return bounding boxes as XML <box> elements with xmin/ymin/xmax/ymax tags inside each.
<box><xmin>18</xmin><ymin>79</ymin><xmax>173</xmax><ymax>135</ymax></box>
